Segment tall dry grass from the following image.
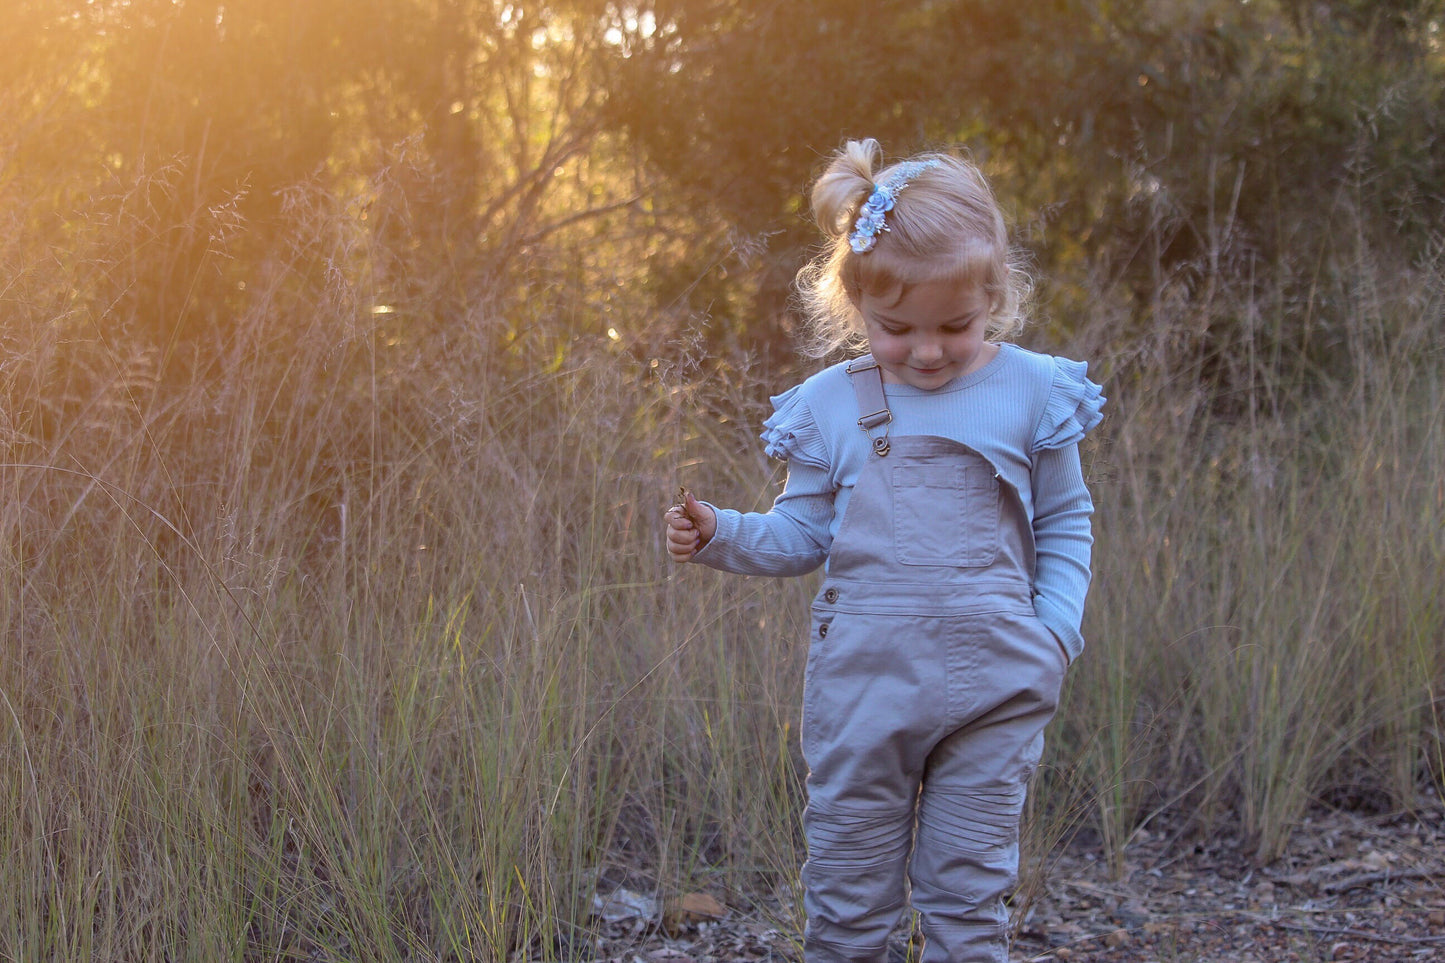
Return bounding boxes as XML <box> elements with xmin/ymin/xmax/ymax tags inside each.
<box><xmin>1038</xmin><ymin>226</ymin><xmax>1445</xmax><ymax>871</ymax></box>
<box><xmin>0</xmin><ymin>169</ymin><xmax>812</xmax><ymax>960</ymax></box>
<box><xmin>1</xmin><ymin>159</ymin><xmax>1441</xmax><ymax>961</ymax></box>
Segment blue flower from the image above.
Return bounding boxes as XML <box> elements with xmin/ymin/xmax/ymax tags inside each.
<box><xmin>847</xmin><ymin>159</ymin><xmax>943</xmax><ymax>255</ymax></box>
<box><xmin>863</xmin><ymin>189</ymin><xmax>895</xmax><ymax>214</ymax></box>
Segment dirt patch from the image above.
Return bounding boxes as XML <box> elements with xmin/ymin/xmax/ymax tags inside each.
<box><xmin>1015</xmin><ymin>796</ymin><xmax>1445</xmax><ymax>962</ymax></box>
<box><xmin>578</xmin><ymin>795</ymin><xmax>1444</xmax><ymax>963</ymax></box>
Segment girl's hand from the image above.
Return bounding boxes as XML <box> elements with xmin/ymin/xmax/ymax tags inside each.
<box><xmin>665</xmin><ymin>488</ymin><xmax>717</xmax><ymax>563</ymax></box>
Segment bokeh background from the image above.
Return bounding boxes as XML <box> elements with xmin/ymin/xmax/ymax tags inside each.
<box><xmin>1</xmin><ymin>1</ymin><xmax>1442</xmax><ymax>959</ymax></box>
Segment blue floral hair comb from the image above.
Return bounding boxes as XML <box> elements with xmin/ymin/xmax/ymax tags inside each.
<box><xmin>848</xmin><ymin>159</ymin><xmax>942</xmax><ymax>254</ymax></box>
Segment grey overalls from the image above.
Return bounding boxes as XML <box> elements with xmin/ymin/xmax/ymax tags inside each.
<box><xmin>801</xmin><ymin>361</ymin><xmax>1067</xmax><ymax>963</ymax></box>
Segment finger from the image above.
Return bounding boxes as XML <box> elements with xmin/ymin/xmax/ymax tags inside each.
<box><xmin>683</xmin><ymin>492</ymin><xmax>716</xmax><ymax>540</ymax></box>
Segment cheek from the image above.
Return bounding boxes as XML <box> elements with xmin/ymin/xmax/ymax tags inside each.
<box><xmin>869</xmin><ymin>334</ymin><xmax>907</xmax><ymax>361</ymax></box>
<box><xmin>947</xmin><ymin>331</ymin><xmax>983</xmax><ymax>356</ymax></box>
<box><xmin>861</xmin><ymin>332</ymin><xmax>895</xmax><ymax>358</ymax></box>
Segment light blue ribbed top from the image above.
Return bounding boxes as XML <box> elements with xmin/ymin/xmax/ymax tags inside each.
<box><xmin>693</xmin><ymin>342</ymin><xmax>1105</xmax><ymax>661</ymax></box>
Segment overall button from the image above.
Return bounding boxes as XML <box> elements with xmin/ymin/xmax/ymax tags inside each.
<box><xmin>823</xmin><ymin>587</ymin><xmax>839</xmax><ymax>604</ymax></box>
<box><xmin>818</xmin><ymin>623</ymin><xmax>829</xmax><ymax>638</ymax></box>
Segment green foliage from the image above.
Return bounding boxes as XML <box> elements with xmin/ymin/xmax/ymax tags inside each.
<box><xmin>606</xmin><ymin>0</ymin><xmax>1444</xmax><ymax>393</ymax></box>
<box><xmin>7</xmin><ymin>0</ymin><xmax>1439</xmax><ymax>392</ymax></box>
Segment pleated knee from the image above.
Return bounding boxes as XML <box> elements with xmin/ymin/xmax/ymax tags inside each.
<box><xmin>908</xmin><ymin>785</ymin><xmax>1027</xmax><ymax>962</ymax></box>
<box><xmin>802</xmin><ymin>799</ymin><xmax>916</xmax><ymax>960</ymax></box>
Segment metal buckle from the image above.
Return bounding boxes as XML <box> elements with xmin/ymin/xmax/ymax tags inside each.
<box><xmin>846</xmin><ymin>357</ymin><xmax>892</xmax><ymax>456</ymax></box>
<box><xmin>856</xmin><ymin>409</ymin><xmax>891</xmax><ymax>431</ymax></box>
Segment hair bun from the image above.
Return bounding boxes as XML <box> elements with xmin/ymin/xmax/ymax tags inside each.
<box><xmin>812</xmin><ymin>139</ymin><xmax>882</xmax><ymax>238</ymax></box>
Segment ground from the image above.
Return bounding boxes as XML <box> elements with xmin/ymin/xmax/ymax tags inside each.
<box><xmin>580</xmin><ymin>795</ymin><xmax>1445</xmax><ymax>963</ymax></box>
<box><xmin>1013</xmin><ymin>797</ymin><xmax>1445</xmax><ymax>963</ymax></box>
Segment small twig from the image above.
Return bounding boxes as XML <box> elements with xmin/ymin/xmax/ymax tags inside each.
<box><xmin>1262</xmin><ymin>917</ymin><xmax>1445</xmax><ymax>946</ymax></box>
<box><xmin>1062</xmin><ymin>879</ymin><xmax>1146</xmax><ymax>901</ymax></box>
<box><xmin>1322</xmin><ymin>868</ymin><xmax>1439</xmax><ymax>894</ymax></box>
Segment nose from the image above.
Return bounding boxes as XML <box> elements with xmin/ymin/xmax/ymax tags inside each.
<box><xmin>913</xmin><ymin>340</ymin><xmax>943</xmax><ymax>363</ymax></box>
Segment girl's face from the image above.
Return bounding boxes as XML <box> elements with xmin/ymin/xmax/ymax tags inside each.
<box><xmin>857</xmin><ymin>278</ymin><xmax>996</xmax><ymax>390</ymax></box>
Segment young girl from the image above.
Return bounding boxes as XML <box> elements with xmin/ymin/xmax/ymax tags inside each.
<box><xmin>664</xmin><ymin>138</ymin><xmax>1104</xmax><ymax>963</ymax></box>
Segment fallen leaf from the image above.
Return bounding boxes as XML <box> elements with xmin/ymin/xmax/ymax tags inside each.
<box><xmin>662</xmin><ymin>891</ymin><xmax>727</xmax><ymax>934</ymax></box>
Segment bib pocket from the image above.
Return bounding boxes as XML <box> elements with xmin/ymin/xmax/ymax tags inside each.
<box><xmin>892</xmin><ymin>463</ymin><xmax>1000</xmax><ymax>567</ymax></box>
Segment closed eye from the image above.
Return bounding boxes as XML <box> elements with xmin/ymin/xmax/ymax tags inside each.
<box><xmin>944</xmin><ymin>313</ymin><xmax>985</xmax><ymax>333</ymax></box>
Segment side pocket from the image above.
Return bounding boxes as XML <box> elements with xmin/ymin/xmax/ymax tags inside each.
<box><xmin>801</xmin><ymin>606</ymin><xmax>835</xmax><ymax>766</ymax></box>
<box><xmin>1019</xmin><ymin>609</ymin><xmax>1070</xmax><ymax>705</ymax></box>
<box><xmin>1028</xmin><ymin>607</ymin><xmax>1075</xmax><ymax>673</ymax></box>
<box><xmin>1051</xmin><ymin>632</ymin><xmax>1072</xmax><ymax>672</ymax></box>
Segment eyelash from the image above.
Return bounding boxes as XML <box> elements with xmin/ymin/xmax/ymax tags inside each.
<box><xmin>880</xmin><ymin>321</ymin><xmax>973</xmax><ymax>335</ymax></box>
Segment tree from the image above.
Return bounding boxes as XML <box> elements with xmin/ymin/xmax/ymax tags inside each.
<box><xmin>602</xmin><ymin>0</ymin><xmax>1444</xmax><ymax>388</ymax></box>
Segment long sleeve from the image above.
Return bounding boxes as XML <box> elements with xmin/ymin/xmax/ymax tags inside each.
<box><xmin>691</xmin><ymin>461</ymin><xmax>835</xmax><ymax>576</ymax></box>
<box><xmin>1028</xmin><ymin>355</ymin><xmax>1105</xmax><ymax>661</ymax></box>
<box><xmin>1029</xmin><ymin>443</ymin><xmax>1095</xmax><ymax>661</ymax></box>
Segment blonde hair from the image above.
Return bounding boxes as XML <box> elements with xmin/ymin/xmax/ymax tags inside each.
<box><xmin>796</xmin><ymin>138</ymin><xmax>1032</xmax><ymax>357</ymax></box>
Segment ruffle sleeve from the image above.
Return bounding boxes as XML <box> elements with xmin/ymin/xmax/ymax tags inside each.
<box><xmin>1033</xmin><ymin>357</ymin><xmax>1106</xmax><ymax>452</ymax></box>
<box><xmin>759</xmin><ymin>385</ymin><xmax>830</xmax><ymax>469</ymax></box>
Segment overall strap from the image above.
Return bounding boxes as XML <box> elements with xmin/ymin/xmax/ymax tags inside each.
<box><xmin>845</xmin><ymin>357</ymin><xmax>892</xmax><ymax>457</ymax></box>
